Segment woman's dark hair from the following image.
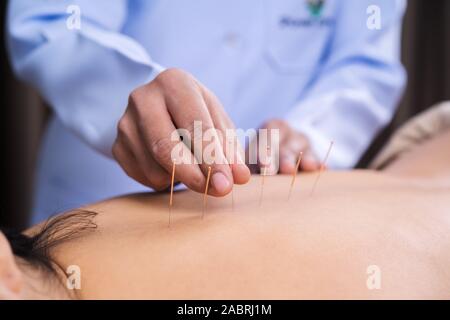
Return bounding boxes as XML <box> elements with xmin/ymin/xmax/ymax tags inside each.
<box><xmin>1</xmin><ymin>210</ymin><xmax>97</xmax><ymax>275</ymax></box>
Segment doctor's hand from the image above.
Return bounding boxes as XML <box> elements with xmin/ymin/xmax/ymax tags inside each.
<box><xmin>250</xmin><ymin>119</ymin><xmax>320</xmax><ymax>174</ymax></box>
<box><xmin>112</xmin><ymin>68</ymin><xmax>250</xmax><ymax>196</ymax></box>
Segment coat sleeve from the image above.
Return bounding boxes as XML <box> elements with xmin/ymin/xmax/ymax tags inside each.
<box><xmin>7</xmin><ymin>0</ymin><xmax>164</xmax><ymax>157</ymax></box>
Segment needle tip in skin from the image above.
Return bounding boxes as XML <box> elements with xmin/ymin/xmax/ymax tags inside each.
<box><xmin>310</xmin><ymin>141</ymin><xmax>334</xmax><ymax>196</ymax></box>
<box><xmin>202</xmin><ymin>166</ymin><xmax>212</xmax><ymax>219</ymax></box>
<box><xmin>168</xmin><ymin>160</ymin><xmax>176</xmax><ymax>228</ymax></box>
<box><xmin>288</xmin><ymin>151</ymin><xmax>303</xmax><ymax>201</ymax></box>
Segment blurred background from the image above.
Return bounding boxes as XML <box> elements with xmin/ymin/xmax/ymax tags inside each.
<box><xmin>1</xmin><ymin>0</ymin><xmax>450</xmax><ymax>230</ymax></box>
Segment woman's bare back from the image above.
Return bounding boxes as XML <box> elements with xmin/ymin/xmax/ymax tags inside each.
<box><xmin>50</xmin><ymin>168</ymin><xmax>450</xmax><ymax>299</ymax></box>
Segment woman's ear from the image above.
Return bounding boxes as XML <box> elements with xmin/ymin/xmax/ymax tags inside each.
<box><xmin>0</xmin><ymin>232</ymin><xmax>24</xmax><ymax>299</ymax></box>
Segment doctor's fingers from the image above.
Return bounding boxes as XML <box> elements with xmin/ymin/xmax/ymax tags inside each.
<box><xmin>201</xmin><ymin>86</ymin><xmax>250</xmax><ymax>185</ymax></box>
<box><xmin>136</xmin><ymin>109</ymin><xmax>207</xmax><ymax>193</ymax></box>
<box><xmin>300</xmin><ymin>150</ymin><xmax>321</xmax><ymax>172</ymax></box>
<box><xmin>117</xmin><ymin>109</ymin><xmax>205</xmax><ymax>192</ymax></box>
<box><xmin>256</xmin><ymin>119</ymin><xmax>291</xmax><ymax>174</ymax></box>
<box><xmin>162</xmin><ymin>83</ymin><xmax>233</xmax><ymax>197</ymax></box>
<box><xmin>279</xmin><ymin>132</ymin><xmax>320</xmax><ymax>173</ymax></box>
<box><xmin>278</xmin><ymin>134</ymin><xmax>307</xmax><ymax>174</ymax></box>
<box><xmin>115</xmin><ymin>108</ymin><xmax>172</xmax><ymax>190</ymax></box>
<box><xmin>261</xmin><ymin>119</ymin><xmax>320</xmax><ymax>173</ymax></box>
<box><xmin>113</xmin><ymin>134</ymin><xmax>164</xmax><ymax>189</ymax></box>
<box><xmin>127</xmin><ymin>85</ymin><xmax>207</xmax><ymax>192</ymax></box>
<box><xmin>126</xmin><ymin>83</ymin><xmax>207</xmax><ymax>192</ymax></box>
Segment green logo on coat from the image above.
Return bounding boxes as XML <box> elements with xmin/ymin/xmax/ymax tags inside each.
<box><xmin>306</xmin><ymin>0</ymin><xmax>325</xmax><ymax>17</ymax></box>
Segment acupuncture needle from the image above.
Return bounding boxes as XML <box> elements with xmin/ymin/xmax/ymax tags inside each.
<box><xmin>288</xmin><ymin>151</ymin><xmax>304</xmax><ymax>201</ymax></box>
<box><xmin>259</xmin><ymin>165</ymin><xmax>268</xmax><ymax>207</ymax></box>
<box><xmin>202</xmin><ymin>166</ymin><xmax>212</xmax><ymax>219</ymax></box>
<box><xmin>310</xmin><ymin>141</ymin><xmax>334</xmax><ymax>196</ymax></box>
<box><xmin>168</xmin><ymin>161</ymin><xmax>176</xmax><ymax>227</ymax></box>
<box><xmin>231</xmin><ymin>187</ymin><xmax>235</xmax><ymax>211</ymax></box>
<box><xmin>259</xmin><ymin>145</ymin><xmax>272</xmax><ymax>207</ymax></box>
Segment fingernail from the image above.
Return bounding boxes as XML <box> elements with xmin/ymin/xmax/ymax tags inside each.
<box><xmin>212</xmin><ymin>172</ymin><xmax>230</xmax><ymax>194</ymax></box>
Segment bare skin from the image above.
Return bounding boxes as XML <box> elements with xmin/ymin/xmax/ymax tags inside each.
<box><xmin>2</xmin><ymin>131</ymin><xmax>450</xmax><ymax>299</ymax></box>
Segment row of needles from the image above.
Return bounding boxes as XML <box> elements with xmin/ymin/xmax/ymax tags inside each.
<box><xmin>168</xmin><ymin>141</ymin><xmax>333</xmax><ymax>227</ymax></box>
